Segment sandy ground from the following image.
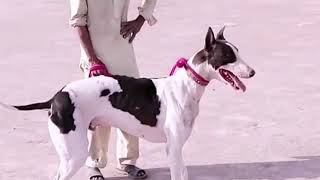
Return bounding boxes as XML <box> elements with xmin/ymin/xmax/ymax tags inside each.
<box><xmin>1</xmin><ymin>0</ymin><xmax>320</xmax><ymax>179</ymax></box>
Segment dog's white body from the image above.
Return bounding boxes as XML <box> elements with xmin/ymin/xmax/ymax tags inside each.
<box><xmin>49</xmin><ymin>62</ymin><xmax>204</xmax><ymax>180</ymax></box>
<box><xmin>1</xmin><ymin>27</ymin><xmax>255</xmax><ymax>180</ymax></box>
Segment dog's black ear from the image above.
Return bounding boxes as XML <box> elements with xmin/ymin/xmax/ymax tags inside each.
<box><xmin>205</xmin><ymin>27</ymin><xmax>215</xmax><ymax>51</ymax></box>
<box><xmin>217</xmin><ymin>26</ymin><xmax>226</xmax><ymax>40</ymax></box>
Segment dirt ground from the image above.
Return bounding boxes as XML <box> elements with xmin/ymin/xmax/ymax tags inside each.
<box><xmin>1</xmin><ymin>0</ymin><xmax>320</xmax><ymax>179</ymax></box>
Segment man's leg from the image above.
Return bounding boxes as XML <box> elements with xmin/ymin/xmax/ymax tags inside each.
<box><xmin>116</xmin><ymin>129</ymin><xmax>147</xmax><ymax>179</ymax></box>
<box><xmin>86</xmin><ymin>126</ymin><xmax>111</xmax><ymax>180</ymax></box>
<box><xmin>116</xmin><ymin>129</ymin><xmax>139</xmax><ymax>167</ymax></box>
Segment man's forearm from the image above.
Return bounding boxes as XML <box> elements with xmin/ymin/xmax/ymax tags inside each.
<box><xmin>75</xmin><ymin>26</ymin><xmax>96</xmax><ymax>60</ymax></box>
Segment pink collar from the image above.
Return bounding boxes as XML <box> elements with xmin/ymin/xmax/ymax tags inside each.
<box><xmin>169</xmin><ymin>58</ymin><xmax>210</xmax><ymax>86</ymax></box>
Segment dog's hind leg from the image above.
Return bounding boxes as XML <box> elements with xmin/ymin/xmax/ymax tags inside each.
<box><xmin>48</xmin><ymin>118</ymin><xmax>89</xmax><ymax>180</ymax></box>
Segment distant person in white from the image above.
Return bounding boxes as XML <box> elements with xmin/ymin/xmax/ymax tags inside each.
<box><xmin>68</xmin><ymin>0</ymin><xmax>157</xmax><ymax>179</ymax></box>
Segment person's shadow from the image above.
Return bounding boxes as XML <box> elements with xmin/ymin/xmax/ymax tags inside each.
<box><xmin>108</xmin><ymin>156</ymin><xmax>320</xmax><ymax>180</ymax></box>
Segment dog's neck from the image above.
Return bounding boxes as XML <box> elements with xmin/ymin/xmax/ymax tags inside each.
<box><xmin>172</xmin><ymin>54</ymin><xmax>212</xmax><ymax>102</ymax></box>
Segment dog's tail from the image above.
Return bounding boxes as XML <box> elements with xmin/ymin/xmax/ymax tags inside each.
<box><xmin>0</xmin><ymin>100</ymin><xmax>52</xmax><ymax>111</ymax></box>
<box><xmin>13</xmin><ymin>100</ymin><xmax>52</xmax><ymax>111</ymax></box>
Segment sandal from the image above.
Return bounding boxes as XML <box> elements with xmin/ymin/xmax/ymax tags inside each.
<box><xmin>88</xmin><ymin>167</ymin><xmax>105</xmax><ymax>180</ymax></box>
<box><xmin>117</xmin><ymin>164</ymin><xmax>148</xmax><ymax>179</ymax></box>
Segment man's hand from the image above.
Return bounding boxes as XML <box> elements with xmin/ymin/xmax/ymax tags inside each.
<box><xmin>89</xmin><ymin>56</ymin><xmax>104</xmax><ymax>65</ymax></box>
<box><xmin>89</xmin><ymin>57</ymin><xmax>109</xmax><ymax>77</ymax></box>
<box><xmin>120</xmin><ymin>15</ymin><xmax>145</xmax><ymax>43</ymax></box>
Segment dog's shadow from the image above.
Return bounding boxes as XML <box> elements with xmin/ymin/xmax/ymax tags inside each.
<box><xmin>107</xmin><ymin>156</ymin><xmax>320</xmax><ymax>180</ymax></box>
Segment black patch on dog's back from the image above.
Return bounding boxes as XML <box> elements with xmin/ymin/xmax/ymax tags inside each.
<box><xmin>109</xmin><ymin>75</ymin><xmax>161</xmax><ymax>127</ymax></box>
<box><xmin>50</xmin><ymin>91</ymin><xmax>76</xmax><ymax>134</ymax></box>
<box><xmin>100</xmin><ymin>89</ymin><xmax>110</xmax><ymax>97</ymax></box>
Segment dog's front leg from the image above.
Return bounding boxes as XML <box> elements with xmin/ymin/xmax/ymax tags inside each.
<box><xmin>165</xmin><ymin>127</ymin><xmax>188</xmax><ymax>180</ymax></box>
<box><xmin>165</xmin><ymin>109</ymin><xmax>188</xmax><ymax>180</ymax></box>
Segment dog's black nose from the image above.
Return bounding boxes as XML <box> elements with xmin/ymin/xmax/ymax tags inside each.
<box><xmin>249</xmin><ymin>70</ymin><xmax>255</xmax><ymax>77</ymax></box>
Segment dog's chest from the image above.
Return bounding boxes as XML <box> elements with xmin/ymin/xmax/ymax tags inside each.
<box><xmin>181</xmin><ymin>100</ymin><xmax>199</xmax><ymax>128</ymax></box>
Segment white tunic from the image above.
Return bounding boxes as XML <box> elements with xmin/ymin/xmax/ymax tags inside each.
<box><xmin>69</xmin><ymin>0</ymin><xmax>157</xmax><ymax>77</ymax></box>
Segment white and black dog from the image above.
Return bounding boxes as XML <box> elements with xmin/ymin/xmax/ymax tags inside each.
<box><xmin>1</xmin><ymin>27</ymin><xmax>255</xmax><ymax>180</ymax></box>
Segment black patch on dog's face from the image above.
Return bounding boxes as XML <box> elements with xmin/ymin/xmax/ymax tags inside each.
<box><xmin>50</xmin><ymin>91</ymin><xmax>76</xmax><ymax>134</ymax></box>
<box><xmin>200</xmin><ymin>27</ymin><xmax>237</xmax><ymax>70</ymax></box>
<box><xmin>208</xmin><ymin>40</ymin><xmax>237</xmax><ymax>70</ymax></box>
<box><xmin>100</xmin><ymin>89</ymin><xmax>110</xmax><ymax>97</ymax></box>
<box><xmin>109</xmin><ymin>75</ymin><xmax>161</xmax><ymax>127</ymax></box>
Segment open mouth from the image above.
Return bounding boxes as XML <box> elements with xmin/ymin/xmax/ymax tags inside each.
<box><xmin>219</xmin><ymin>69</ymin><xmax>246</xmax><ymax>92</ymax></box>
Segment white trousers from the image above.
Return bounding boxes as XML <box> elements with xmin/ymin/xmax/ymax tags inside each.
<box><xmin>85</xmin><ymin>127</ymin><xmax>139</xmax><ymax>168</ymax></box>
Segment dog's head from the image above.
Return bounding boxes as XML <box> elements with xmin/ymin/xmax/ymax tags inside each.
<box><xmin>195</xmin><ymin>27</ymin><xmax>255</xmax><ymax>92</ymax></box>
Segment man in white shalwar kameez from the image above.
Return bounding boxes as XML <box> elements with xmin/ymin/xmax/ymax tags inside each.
<box><xmin>69</xmin><ymin>0</ymin><xmax>157</xmax><ymax>179</ymax></box>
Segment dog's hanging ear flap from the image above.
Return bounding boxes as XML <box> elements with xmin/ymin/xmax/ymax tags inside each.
<box><xmin>217</xmin><ymin>26</ymin><xmax>226</xmax><ymax>40</ymax></box>
<box><xmin>205</xmin><ymin>27</ymin><xmax>215</xmax><ymax>51</ymax></box>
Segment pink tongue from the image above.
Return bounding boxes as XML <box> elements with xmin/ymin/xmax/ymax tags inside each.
<box><xmin>229</xmin><ymin>72</ymin><xmax>246</xmax><ymax>92</ymax></box>
<box><xmin>220</xmin><ymin>69</ymin><xmax>246</xmax><ymax>92</ymax></box>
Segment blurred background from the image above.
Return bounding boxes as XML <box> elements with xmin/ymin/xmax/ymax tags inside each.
<box><xmin>0</xmin><ymin>0</ymin><xmax>320</xmax><ymax>179</ymax></box>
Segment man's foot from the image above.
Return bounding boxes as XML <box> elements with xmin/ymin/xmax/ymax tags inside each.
<box><xmin>88</xmin><ymin>167</ymin><xmax>104</xmax><ymax>180</ymax></box>
<box><xmin>117</xmin><ymin>164</ymin><xmax>148</xmax><ymax>179</ymax></box>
